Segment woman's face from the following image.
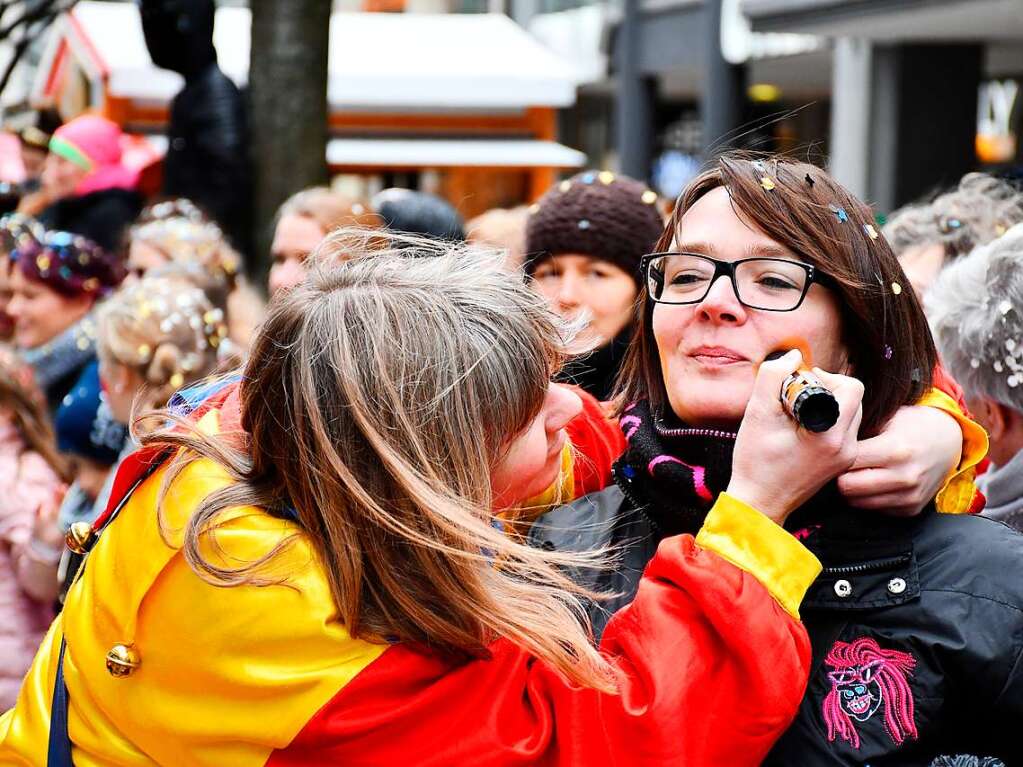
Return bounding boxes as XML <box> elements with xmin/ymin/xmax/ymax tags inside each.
<box><xmin>532</xmin><ymin>254</ymin><xmax>638</xmax><ymax>350</ymax></box>
<box><xmin>490</xmin><ymin>383</ymin><xmax>582</xmax><ymax>510</ymax></box>
<box><xmin>8</xmin><ymin>267</ymin><xmax>92</xmax><ymax>349</ymax></box>
<box><xmin>41</xmin><ymin>153</ymin><xmax>88</xmax><ymax>200</ymax></box>
<box><xmin>268</xmin><ymin>214</ymin><xmax>326</xmax><ymax>296</ymax></box>
<box><xmin>653</xmin><ymin>186</ymin><xmax>847</xmax><ymax>429</ymax></box>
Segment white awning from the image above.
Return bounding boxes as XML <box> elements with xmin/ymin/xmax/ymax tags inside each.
<box><xmin>39</xmin><ymin>2</ymin><xmax>578</xmax><ymax>111</ymax></box>
<box><xmin>326</xmin><ymin>138</ymin><xmax>586</xmax><ymax>168</ymax></box>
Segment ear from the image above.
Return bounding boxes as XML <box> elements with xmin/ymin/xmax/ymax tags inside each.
<box><xmin>970</xmin><ymin>396</ymin><xmax>1007</xmax><ymax>442</ymax></box>
<box><xmin>104</xmin><ymin>361</ymin><xmax>133</xmax><ymax>395</ymax></box>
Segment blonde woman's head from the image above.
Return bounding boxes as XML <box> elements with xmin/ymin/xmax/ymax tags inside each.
<box><xmin>128</xmin><ymin>217</ymin><xmax>241</xmax><ymax>287</ymax></box>
<box><xmin>97</xmin><ymin>275</ymin><xmax>225</xmax><ymax>426</ymax></box>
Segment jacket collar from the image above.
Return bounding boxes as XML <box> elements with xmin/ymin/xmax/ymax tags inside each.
<box><xmin>797</xmin><ymin>505</ymin><xmax>926</xmax><ymax>612</ymax></box>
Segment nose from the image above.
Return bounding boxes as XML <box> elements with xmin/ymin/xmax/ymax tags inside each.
<box><xmin>6</xmin><ymin>293</ymin><xmax>23</xmax><ymax>320</ymax></box>
<box><xmin>269</xmin><ymin>258</ymin><xmax>307</xmax><ymax>296</ymax></box>
<box><xmin>555</xmin><ymin>272</ymin><xmax>582</xmax><ymax>310</ymax></box>
<box><xmin>545</xmin><ymin>383</ymin><xmax>582</xmax><ymax>435</ymax></box>
<box><xmin>698</xmin><ymin>274</ymin><xmax>747</xmax><ymax>325</ymax></box>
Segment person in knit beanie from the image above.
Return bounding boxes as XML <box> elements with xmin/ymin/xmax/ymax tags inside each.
<box><xmin>525</xmin><ymin>170</ymin><xmax>664</xmax><ymax>400</ymax></box>
<box><xmin>36</xmin><ymin>115</ymin><xmax>143</xmax><ymax>252</ymax></box>
<box><xmin>8</xmin><ymin>231</ymin><xmax>124</xmax><ymax>412</ymax></box>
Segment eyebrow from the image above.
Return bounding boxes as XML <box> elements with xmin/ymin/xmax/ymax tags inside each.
<box><xmin>674</xmin><ymin>241</ymin><xmax>797</xmax><ymax>260</ymax></box>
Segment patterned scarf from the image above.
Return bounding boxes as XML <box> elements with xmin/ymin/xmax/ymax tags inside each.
<box><xmin>612</xmin><ymin>400</ymin><xmax>910</xmax><ymax>542</ymax></box>
<box><xmin>612</xmin><ymin>399</ymin><xmax>737</xmax><ymax>537</ymax></box>
<box><xmin>23</xmin><ymin>313</ymin><xmax>97</xmax><ymax>389</ymax></box>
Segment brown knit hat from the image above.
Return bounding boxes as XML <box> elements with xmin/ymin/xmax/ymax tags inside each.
<box><xmin>524</xmin><ymin>171</ymin><xmax>664</xmax><ymax>286</ymax></box>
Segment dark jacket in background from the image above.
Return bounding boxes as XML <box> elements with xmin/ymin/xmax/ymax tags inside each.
<box><xmin>140</xmin><ymin>0</ymin><xmax>251</xmax><ymax>256</ymax></box>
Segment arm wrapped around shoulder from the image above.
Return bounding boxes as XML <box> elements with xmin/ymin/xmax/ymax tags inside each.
<box><xmin>576</xmin><ymin>493</ymin><xmax>820</xmax><ymax>765</ymax></box>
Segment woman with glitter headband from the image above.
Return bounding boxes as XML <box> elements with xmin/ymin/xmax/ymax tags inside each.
<box><xmin>127</xmin><ymin>211</ymin><xmax>263</xmax><ymax>354</ymax></box>
<box><xmin>530</xmin><ymin>153</ymin><xmax>1023</xmax><ymax>765</ymax></box>
<box><xmin>7</xmin><ymin>229</ymin><xmax>124</xmax><ymax>413</ymax></box>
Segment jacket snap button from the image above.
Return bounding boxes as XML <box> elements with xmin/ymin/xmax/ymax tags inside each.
<box><xmin>833</xmin><ymin>579</ymin><xmax>852</xmax><ymax>598</ymax></box>
<box><xmin>887</xmin><ymin>577</ymin><xmax>907</xmax><ymax>595</ymax></box>
<box><xmin>105</xmin><ymin>644</ymin><xmax>141</xmax><ymax>677</ymax></box>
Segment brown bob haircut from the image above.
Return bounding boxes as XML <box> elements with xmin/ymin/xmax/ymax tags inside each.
<box><xmin>616</xmin><ymin>153</ymin><xmax>937</xmax><ymax>436</ymax></box>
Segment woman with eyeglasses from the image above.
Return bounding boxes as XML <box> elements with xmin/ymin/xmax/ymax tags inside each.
<box><xmin>530</xmin><ymin>154</ymin><xmax>1021</xmax><ymax>765</ymax></box>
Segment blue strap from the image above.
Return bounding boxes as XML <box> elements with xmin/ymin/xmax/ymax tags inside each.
<box><xmin>47</xmin><ymin>638</ymin><xmax>73</xmax><ymax>766</ymax></box>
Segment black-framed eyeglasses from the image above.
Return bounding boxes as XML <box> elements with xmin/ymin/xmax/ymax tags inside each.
<box><xmin>640</xmin><ymin>252</ymin><xmax>837</xmax><ymax>312</ymax></box>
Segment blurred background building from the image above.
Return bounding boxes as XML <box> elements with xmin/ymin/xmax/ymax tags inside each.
<box><xmin>1</xmin><ymin>0</ymin><xmax>1021</xmax><ymax>218</ymax></box>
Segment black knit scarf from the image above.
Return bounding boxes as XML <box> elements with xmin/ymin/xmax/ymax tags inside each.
<box><xmin>612</xmin><ymin>399</ymin><xmax>738</xmax><ymax>537</ymax></box>
<box><xmin>611</xmin><ymin>399</ymin><xmax>924</xmax><ymax>544</ymax></box>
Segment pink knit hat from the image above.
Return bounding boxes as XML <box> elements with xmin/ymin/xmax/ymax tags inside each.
<box><xmin>50</xmin><ymin>115</ymin><xmax>139</xmax><ymax>195</ymax></box>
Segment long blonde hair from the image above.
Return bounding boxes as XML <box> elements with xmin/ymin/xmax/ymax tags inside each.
<box><xmin>142</xmin><ymin>231</ymin><xmax>615</xmax><ymax>692</ymax></box>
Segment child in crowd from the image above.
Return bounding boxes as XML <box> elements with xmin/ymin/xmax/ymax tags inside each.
<box><xmin>0</xmin><ymin>345</ymin><xmax>70</xmax><ymax>708</ymax></box>
<box><xmin>53</xmin><ymin>360</ymin><xmax>128</xmax><ymax>601</ymax></box>
<box><xmin>91</xmin><ymin>275</ymin><xmax>226</xmax><ymax>513</ymax></box>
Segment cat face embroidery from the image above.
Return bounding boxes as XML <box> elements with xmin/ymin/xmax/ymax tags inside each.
<box><xmin>822</xmin><ymin>637</ymin><xmax>918</xmax><ymax>750</ymax></box>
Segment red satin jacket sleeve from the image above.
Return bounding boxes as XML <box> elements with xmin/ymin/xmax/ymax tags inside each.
<box><xmin>268</xmin><ymin>497</ymin><xmax>819</xmax><ymax>766</ymax></box>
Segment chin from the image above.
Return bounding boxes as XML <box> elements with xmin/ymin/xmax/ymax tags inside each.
<box><xmin>668</xmin><ymin>391</ymin><xmax>748</xmax><ymax>428</ymax></box>
<box><xmin>14</xmin><ymin>330</ymin><xmax>39</xmax><ymax>350</ymax></box>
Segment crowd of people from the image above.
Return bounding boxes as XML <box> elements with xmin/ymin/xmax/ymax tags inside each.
<box><xmin>0</xmin><ymin>101</ymin><xmax>1018</xmax><ymax>766</ymax></box>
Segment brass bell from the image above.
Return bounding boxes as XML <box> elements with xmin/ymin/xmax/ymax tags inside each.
<box><xmin>65</xmin><ymin>521</ymin><xmax>95</xmax><ymax>555</ymax></box>
<box><xmin>105</xmin><ymin>644</ymin><xmax>141</xmax><ymax>677</ymax></box>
